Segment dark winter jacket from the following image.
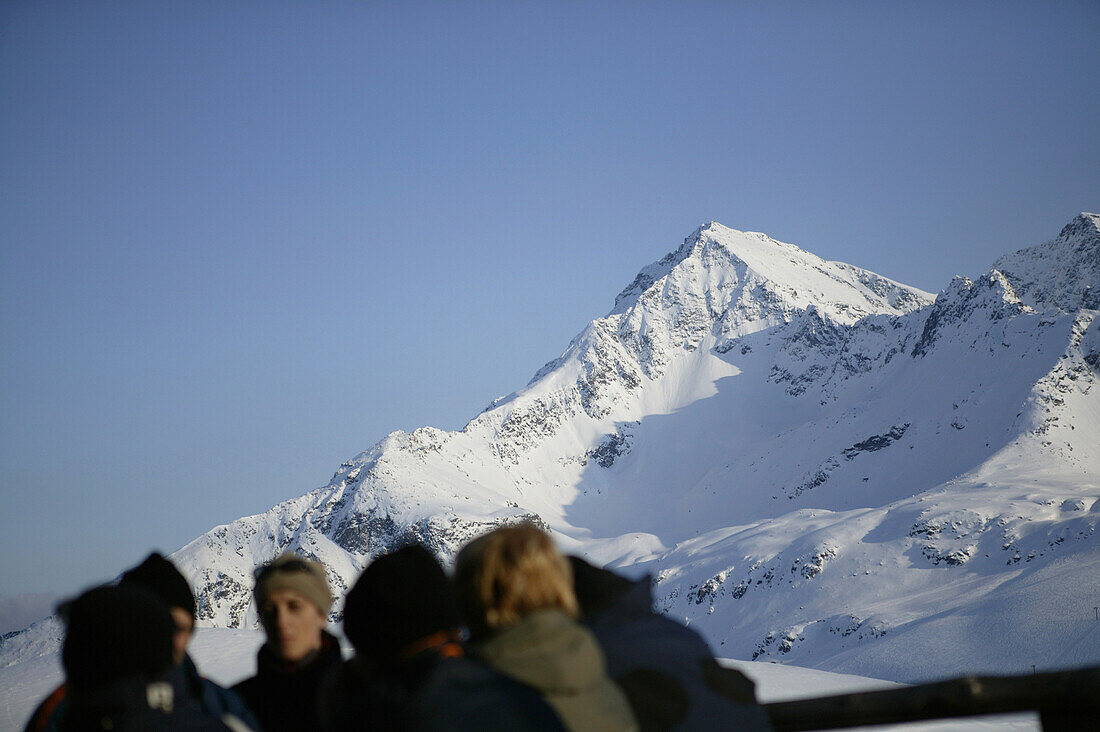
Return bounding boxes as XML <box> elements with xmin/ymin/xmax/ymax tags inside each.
<box><xmin>183</xmin><ymin>655</ymin><xmax>260</xmax><ymax>729</ymax></box>
<box><xmin>25</xmin><ymin>655</ymin><xmax>256</xmax><ymax>732</ymax></box>
<box><xmin>322</xmin><ymin>637</ymin><xmax>566</xmax><ymax>731</ymax></box>
<box><xmin>472</xmin><ymin>609</ymin><xmax>638</xmax><ymax>732</ymax></box>
<box><xmin>571</xmin><ymin>559</ymin><xmax>773</xmax><ymax>731</ymax></box>
<box><xmin>233</xmin><ymin>630</ymin><xmax>343</xmax><ymax>732</ymax></box>
<box><xmin>59</xmin><ymin>664</ymin><xmax>233</xmax><ymax>731</ymax></box>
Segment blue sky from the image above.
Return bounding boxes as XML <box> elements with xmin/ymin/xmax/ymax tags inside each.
<box><xmin>1</xmin><ymin>0</ymin><xmax>1097</xmax><ymax>600</ymax></box>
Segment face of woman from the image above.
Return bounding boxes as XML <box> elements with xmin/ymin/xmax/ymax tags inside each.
<box><xmin>260</xmin><ymin>589</ymin><xmax>327</xmax><ymax>662</ymax></box>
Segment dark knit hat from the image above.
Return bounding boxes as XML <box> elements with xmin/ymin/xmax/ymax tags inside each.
<box><xmin>62</xmin><ymin>585</ymin><xmax>175</xmax><ymax>693</ymax></box>
<box><xmin>254</xmin><ymin>553</ymin><xmax>333</xmax><ymax>615</ymax></box>
<box><xmin>120</xmin><ymin>552</ymin><xmax>196</xmax><ymax>618</ymax></box>
<box><xmin>344</xmin><ymin>545</ymin><xmax>458</xmax><ymax>660</ymax></box>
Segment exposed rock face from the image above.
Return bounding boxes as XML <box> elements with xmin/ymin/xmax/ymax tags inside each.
<box><xmin>992</xmin><ymin>212</ymin><xmax>1100</xmax><ymax>312</ymax></box>
<box><xmin>153</xmin><ymin>215</ymin><xmax>1100</xmax><ymax>683</ymax></box>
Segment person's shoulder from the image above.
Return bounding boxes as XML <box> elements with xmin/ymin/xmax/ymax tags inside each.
<box><xmin>414</xmin><ymin>656</ymin><xmax>566</xmax><ymax>731</ymax></box>
<box><xmin>488</xmin><ymin>608</ymin><xmax>590</xmax><ymax>647</ymax></box>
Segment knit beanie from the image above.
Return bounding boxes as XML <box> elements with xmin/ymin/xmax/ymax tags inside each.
<box><xmin>343</xmin><ymin>545</ymin><xmax>458</xmax><ymax>660</ymax></box>
<box><xmin>254</xmin><ymin>553</ymin><xmax>333</xmax><ymax>616</ymax></box>
<box><xmin>62</xmin><ymin>585</ymin><xmax>175</xmax><ymax>693</ymax></box>
<box><xmin>119</xmin><ymin>551</ymin><xmax>196</xmax><ymax>618</ymax></box>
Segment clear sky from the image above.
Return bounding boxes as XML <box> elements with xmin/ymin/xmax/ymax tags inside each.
<box><xmin>1</xmin><ymin>0</ymin><xmax>1097</xmax><ymax>601</ymax></box>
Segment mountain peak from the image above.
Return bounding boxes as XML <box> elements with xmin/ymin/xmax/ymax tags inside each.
<box><xmin>612</xmin><ymin>222</ymin><xmax>787</xmax><ymax>314</ymax></box>
<box><xmin>693</xmin><ymin>220</ymin><xmax>756</xmax><ymax>241</ymax></box>
<box><xmin>612</xmin><ymin>221</ymin><xmax>931</xmax><ymax>325</ymax></box>
<box><xmin>992</xmin><ymin>212</ymin><xmax>1100</xmax><ymax>312</ymax></box>
<box><xmin>1058</xmin><ymin>211</ymin><xmax>1100</xmax><ymax>242</ymax></box>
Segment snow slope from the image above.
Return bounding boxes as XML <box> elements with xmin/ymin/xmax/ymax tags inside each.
<box><xmin>3</xmin><ymin>214</ymin><xmax>1097</xmax><ymax>700</ymax></box>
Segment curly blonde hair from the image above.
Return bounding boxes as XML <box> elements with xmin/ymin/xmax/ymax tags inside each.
<box><xmin>454</xmin><ymin>523</ymin><xmax>579</xmax><ymax>639</ymax></box>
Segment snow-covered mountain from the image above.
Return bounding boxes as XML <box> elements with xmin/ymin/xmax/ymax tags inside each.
<box><xmin>6</xmin><ymin>214</ymin><xmax>1098</xmax><ymax>686</ymax></box>
<box><xmin>170</xmin><ymin>220</ymin><xmax>937</xmax><ymax>626</ymax></box>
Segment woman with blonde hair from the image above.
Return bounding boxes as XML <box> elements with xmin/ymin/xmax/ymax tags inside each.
<box><xmin>454</xmin><ymin>524</ymin><xmax>637</xmax><ymax>731</ymax></box>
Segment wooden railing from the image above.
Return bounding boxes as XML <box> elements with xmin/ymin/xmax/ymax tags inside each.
<box><xmin>763</xmin><ymin>665</ymin><xmax>1100</xmax><ymax>732</ymax></box>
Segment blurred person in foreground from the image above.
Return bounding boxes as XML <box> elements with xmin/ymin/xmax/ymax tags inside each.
<box><xmin>233</xmin><ymin>553</ymin><xmax>342</xmax><ymax>732</ymax></box>
<box><xmin>24</xmin><ymin>552</ymin><xmax>255</xmax><ymax>731</ymax></box>
<box><xmin>454</xmin><ymin>523</ymin><xmax>638</xmax><ymax>732</ymax></box>
<box><xmin>323</xmin><ymin>543</ymin><xmax>564</xmax><ymax>730</ymax></box>
<box><xmin>569</xmin><ymin>555</ymin><xmax>773</xmax><ymax>731</ymax></box>
<box><xmin>34</xmin><ymin>584</ymin><xmax>243</xmax><ymax>731</ymax></box>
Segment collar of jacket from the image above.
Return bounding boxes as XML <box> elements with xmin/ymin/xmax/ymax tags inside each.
<box><xmin>400</xmin><ymin>630</ymin><xmax>464</xmax><ymax>660</ymax></box>
<box><xmin>257</xmin><ymin>630</ymin><xmax>343</xmax><ymax>676</ymax></box>
<box><xmin>66</xmin><ymin>663</ymin><xmax>190</xmax><ymax>713</ymax></box>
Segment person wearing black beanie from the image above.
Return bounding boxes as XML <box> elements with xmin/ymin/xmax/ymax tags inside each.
<box><xmin>120</xmin><ymin>552</ymin><xmax>196</xmax><ymax>614</ymax></box>
<box><xmin>323</xmin><ymin>544</ymin><xmax>564</xmax><ymax>731</ymax></box>
<box><xmin>119</xmin><ymin>552</ymin><xmax>197</xmax><ymax>666</ymax></box>
<box><xmin>343</xmin><ymin>544</ymin><xmax>459</xmax><ymax>660</ymax></box>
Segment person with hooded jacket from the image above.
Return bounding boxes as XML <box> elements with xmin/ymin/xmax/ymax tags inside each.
<box><xmin>568</xmin><ymin>556</ymin><xmax>773</xmax><ymax>731</ymax></box>
<box><xmin>233</xmin><ymin>553</ymin><xmax>343</xmax><ymax>732</ymax></box>
<box><xmin>454</xmin><ymin>524</ymin><xmax>638</xmax><ymax>732</ymax></box>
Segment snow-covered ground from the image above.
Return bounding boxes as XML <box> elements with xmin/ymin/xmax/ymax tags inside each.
<box><xmin>0</xmin><ymin>627</ymin><xmax>1039</xmax><ymax>732</ymax></box>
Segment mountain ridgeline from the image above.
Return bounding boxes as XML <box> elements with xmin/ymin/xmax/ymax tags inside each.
<box><xmin>175</xmin><ymin>214</ymin><xmax>1100</xmax><ymax>682</ymax></box>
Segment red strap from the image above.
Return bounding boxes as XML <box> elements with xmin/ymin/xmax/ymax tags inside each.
<box><xmin>437</xmin><ymin>641</ymin><xmax>464</xmax><ymax>659</ymax></box>
<box><xmin>28</xmin><ymin>683</ymin><xmax>67</xmax><ymax>732</ymax></box>
<box><xmin>400</xmin><ymin>630</ymin><xmax>465</xmax><ymax>659</ymax></box>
